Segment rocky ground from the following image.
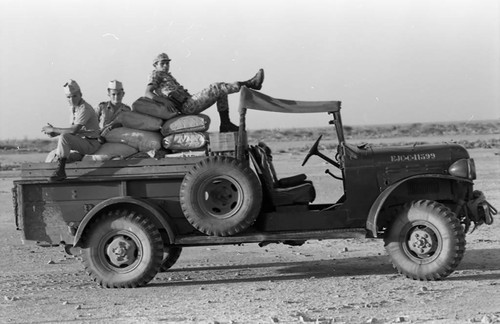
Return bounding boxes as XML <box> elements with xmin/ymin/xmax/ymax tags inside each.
<box><xmin>0</xmin><ymin>148</ymin><xmax>499</xmax><ymax>324</ymax></box>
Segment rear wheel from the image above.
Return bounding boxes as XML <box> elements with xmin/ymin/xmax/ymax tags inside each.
<box><xmin>180</xmin><ymin>156</ymin><xmax>262</xmax><ymax>236</ymax></box>
<box><xmin>160</xmin><ymin>246</ymin><xmax>182</xmax><ymax>272</ymax></box>
<box><xmin>384</xmin><ymin>200</ymin><xmax>465</xmax><ymax>280</ymax></box>
<box><xmin>81</xmin><ymin>209</ymin><xmax>163</xmax><ymax>288</ymax></box>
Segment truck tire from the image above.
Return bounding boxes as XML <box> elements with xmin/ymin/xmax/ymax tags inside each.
<box><xmin>81</xmin><ymin>209</ymin><xmax>163</xmax><ymax>288</ymax></box>
<box><xmin>180</xmin><ymin>156</ymin><xmax>262</xmax><ymax>236</ymax></box>
<box><xmin>160</xmin><ymin>246</ymin><xmax>182</xmax><ymax>272</ymax></box>
<box><xmin>384</xmin><ymin>200</ymin><xmax>465</xmax><ymax>280</ymax></box>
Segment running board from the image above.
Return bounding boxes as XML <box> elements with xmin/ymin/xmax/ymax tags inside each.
<box><xmin>173</xmin><ymin>228</ymin><xmax>367</xmax><ymax>246</ymax></box>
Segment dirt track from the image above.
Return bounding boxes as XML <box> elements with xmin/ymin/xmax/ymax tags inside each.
<box><xmin>1</xmin><ymin>148</ymin><xmax>499</xmax><ymax>324</ymax></box>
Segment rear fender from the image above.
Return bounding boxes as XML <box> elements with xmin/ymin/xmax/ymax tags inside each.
<box><xmin>73</xmin><ymin>196</ymin><xmax>176</xmax><ymax>247</ymax></box>
<box><xmin>366</xmin><ymin>174</ymin><xmax>472</xmax><ymax>238</ymax></box>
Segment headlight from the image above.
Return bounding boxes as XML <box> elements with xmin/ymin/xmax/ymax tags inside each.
<box><xmin>448</xmin><ymin>158</ymin><xmax>476</xmax><ymax>180</ymax></box>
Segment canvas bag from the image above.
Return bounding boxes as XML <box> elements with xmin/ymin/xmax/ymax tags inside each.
<box><xmin>132</xmin><ymin>97</ymin><xmax>178</xmax><ymax>120</ymax></box>
<box><xmin>105</xmin><ymin>127</ymin><xmax>163</xmax><ymax>152</ymax></box>
<box><xmin>162</xmin><ymin>132</ymin><xmax>208</xmax><ymax>150</ymax></box>
<box><xmin>161</xmin><ymin>114</ymin><xmax>211</xmax><ymax>136</ymax></box>
<box><xmin>113</xmin><ymin>111</ymin><xmax>163</xmax><ymax>131</ymax></box>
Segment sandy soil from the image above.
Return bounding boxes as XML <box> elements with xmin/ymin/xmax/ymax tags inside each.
<box><xmin>0</xmin><ymin>148</ymin><xmax>499</xmax><ymax>324</ymax></box>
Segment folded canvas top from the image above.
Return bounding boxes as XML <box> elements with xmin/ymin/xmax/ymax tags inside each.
<box><xmin>238</xmin><ymin>86</ymin><xmax>341</xmax><ymax>114</ymax></box>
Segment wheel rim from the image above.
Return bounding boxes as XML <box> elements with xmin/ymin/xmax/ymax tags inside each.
<box><xmin>196</xmin><ymin>175</ymin><xmax>243</xmax><ymax>219</ymax></box>
<box><xmin>402</xmin><ymin>221</ymin><xmax>442</xmax><ymax>264</ymax></box>
<box><xmin>99</xmin><ymin>230</ymin><xmax>143</xmax><ymax>272</ymax></box>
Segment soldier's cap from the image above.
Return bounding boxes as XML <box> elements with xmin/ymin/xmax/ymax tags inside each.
<box><xmin>63</xmin><ymin>80</ymin><xmax>81</xmax><ymax>95</ymax></box>
<box><xmin>108</xmin><ymin>80</ymin><xmax>124</xmax><ymax>91</ymax></box>
<box><xmin>153</xmin><ymin>53</ymin><xmax>171</xmax><ymax>66</ymax></box>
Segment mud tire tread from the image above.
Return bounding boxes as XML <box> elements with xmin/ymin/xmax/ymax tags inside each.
<box><xmin>81</xmin><ymin>209</ymin><xmax>163</xmax><ymax>288</ymax></box>
<box><xmin>180</xmin><ymin>156</ymin><xmax>262</xmax><ymax>237</ymax></box>
<box><xmin>159</xmin><ymin>246</ymin><xmax>182</xmax><ymax>272</ymax></box>
<box><xmin>384</xmin><ymin>200</ymin><xmax>466</xmax><ymax>281</ymax></box>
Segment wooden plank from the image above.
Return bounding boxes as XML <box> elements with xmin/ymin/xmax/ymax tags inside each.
<box><xmin>21</xmin><ymin>165</ymin><xmax>190</xmax><ymax>178</ymax></box>
<box><xmin>209</xmin><ymin>132</ymin><xmax>237</xmax><ymax>152</ymax></box>
<box><xmin>21</xmin><ymin>156</ymin><xmax>207</xmax><ymax>170</ymax></box>
<box><xmin>22</xmin><ymin>165</ymin><xmax>190</xmax><ymax>178</ymax></box>
<box><xmin>15</xmin><ymin>173</ymin><xmax>185</xmax><ymax>184</ymax></box>
<box><xmin>20</xmin><ymin>157</ymin><xmax>209</xmax><ymax>180</ymax></box>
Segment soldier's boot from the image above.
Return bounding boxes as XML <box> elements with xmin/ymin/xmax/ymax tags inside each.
<box><xmin>239</xmin><ymin>69</ymin><xmax>264</xmax><ymax>90</ymax></box>
<box><xmin>49</xmin><ymin>157</ymin><xmax>67</xmax><ymax>181</ymax></box>
<box><xmin>219</xmin><ymin>110</ymin><xmax>239</xmax><ymax>133</ymax></box>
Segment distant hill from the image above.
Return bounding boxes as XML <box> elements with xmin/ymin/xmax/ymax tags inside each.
<box><xmin>249</xmin><ymin>120</ymin><xmax>500</xmax><ymax>145</ymax></box>
<box><xmin>1</xmin><ymin>120</ymin><xmax>499</xmax><ymax>153</ymax></box>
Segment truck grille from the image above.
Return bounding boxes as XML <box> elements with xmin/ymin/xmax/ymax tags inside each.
<box><xmin>407</xmin><ymin>180</ymin><xmax>440</xmax><ymax>195</ymax></box>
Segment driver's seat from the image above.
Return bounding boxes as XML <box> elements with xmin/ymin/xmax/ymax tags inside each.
<box><xmin>249</xmin><ymin>143</ymin><xmax>315</xmax><ymax>208</ymax></box>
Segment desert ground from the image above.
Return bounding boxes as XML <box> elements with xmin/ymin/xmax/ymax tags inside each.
<box><xmin>0</xmin><ymin>127</ymin><xmax>499</xmax><ymax>324</ymax></box>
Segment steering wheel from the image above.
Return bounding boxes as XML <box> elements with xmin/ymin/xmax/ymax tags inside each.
<box><xmin>302</xmin><ymin>135</ymin><xmax>323</xmax><ymax>166</ymax></box>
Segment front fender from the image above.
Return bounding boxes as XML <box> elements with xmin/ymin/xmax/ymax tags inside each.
<box><xmin>366</xmin><ymin>174</ymin><xmax>472</xmax><ymax>238</ymax></box>
<box><xmin>73</xmin><ymin>196</ymin><xmax>176</xmax><ymax>247</ymax></box>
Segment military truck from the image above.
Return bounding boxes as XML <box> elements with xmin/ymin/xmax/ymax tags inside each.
<box><xmin>12</xmin><ymin>87</ymin><xmax>496</xmax><ymax>288</ymax></box>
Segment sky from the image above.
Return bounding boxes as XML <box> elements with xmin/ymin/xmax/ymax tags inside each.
<box><xmin>0</xmin><ymin>0</ymin><xmax>498</xmax><ymax>140</ymax></box>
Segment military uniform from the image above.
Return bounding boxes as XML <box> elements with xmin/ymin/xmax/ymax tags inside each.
<box><xmin>45</xmin><ymin>80</ymin><xmax>101</xmax><ymax>181</ymax></box>
<box><xmin>148</xmin><ymin>53</ymin><xmax>264</xmax><ymax>132</ymax></box>
<box><xmin>147</xmin><ymin>69</ymin><xmax>239</xmax><ymax>115</ymax></box>
<box><xmin>95</xmin><ymin>101</ymin><xmax>131</xmax><ymax>129</ymax></box>
<box><xmin>57</xmin><ymin>99</ymin><xmax>101</xmax><ymax>159</ymax></box>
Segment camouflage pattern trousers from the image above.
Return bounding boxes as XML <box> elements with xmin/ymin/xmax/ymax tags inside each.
<box><xmin>180</xmin><ymin>82</ymin><xmax>240</xmax><ymax>115</ymax></box>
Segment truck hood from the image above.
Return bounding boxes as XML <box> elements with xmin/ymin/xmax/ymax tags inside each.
<box><xmin>345</xmin><ymin>142</ymin><xmax>470</xmax><ymax>168</ymax></box>
<box><xmin>342</xmin><ymin>142</ymin><xmax>474</xmax><ymax>187</ymax></box>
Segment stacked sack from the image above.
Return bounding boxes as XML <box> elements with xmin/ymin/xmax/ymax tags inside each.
<box><xmin>82</xmin><ymin>97</ymin><xmax>166</xmax><ymax>161</ymax></box>
<box><xmin>86</xmin><ymin>97</ymin><xmax>210</xmax><ymax>160</ymax></box>
<box><xmin>160</xmin><ymin>117</ymin><xmax>211</xmax><ymax>157</ymax></box>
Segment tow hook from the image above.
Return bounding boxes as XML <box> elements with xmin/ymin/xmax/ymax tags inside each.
<box><xmin>467</xmin><ymin>190</ymin><xmax>497</xmax><ymax>226</ymax></box>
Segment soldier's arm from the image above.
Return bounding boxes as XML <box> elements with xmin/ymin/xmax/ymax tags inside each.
<box><xmin>42</xmin><ymin>124</ymin><xmax>82</xmax><ymax>136</ymax></box>
<box><xmin>94</xmin><ymin>104</ymin><xmax>103</xmax><ymax>129</ymax></box>
<box><xmin>145</xmin><ymin>84</ymin><xmax>177</xmax><ymax>110</ymax></box>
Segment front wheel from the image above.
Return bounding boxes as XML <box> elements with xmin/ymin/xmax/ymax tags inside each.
<box><xmin>81</xmin><ymin>209</ymin><xmax>164</xmax><ymax>288</ymax></box>
<box><xmin>384</xmin><ymin>200</ymin><xmax>466</xmax><ymax>281</ymax></box>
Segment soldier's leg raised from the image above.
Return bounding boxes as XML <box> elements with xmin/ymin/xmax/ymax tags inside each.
<box><xmin>182</xmin><ymin>69</ymin><xmax>264</xmax><ymax>132</ymax></box>
<box><xmin>181</xmin><ymin>82</ymin><xmax>239</xmax><ymax>132</ymax></box>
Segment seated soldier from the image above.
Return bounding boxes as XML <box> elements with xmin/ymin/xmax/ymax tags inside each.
<box><xmin>144</xmin><ymin>53</ymin><xmax>264</xmax><ymax>132</ymax></box>
<box><xmin>95</xmin><ymin>80</ymin><xmax>131</xmax><ymax>140</ymax></box>
<box><xmin>42</xmin><ymin>80</ymin><xmax>101</xmax><ymax>181</ymax></box>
